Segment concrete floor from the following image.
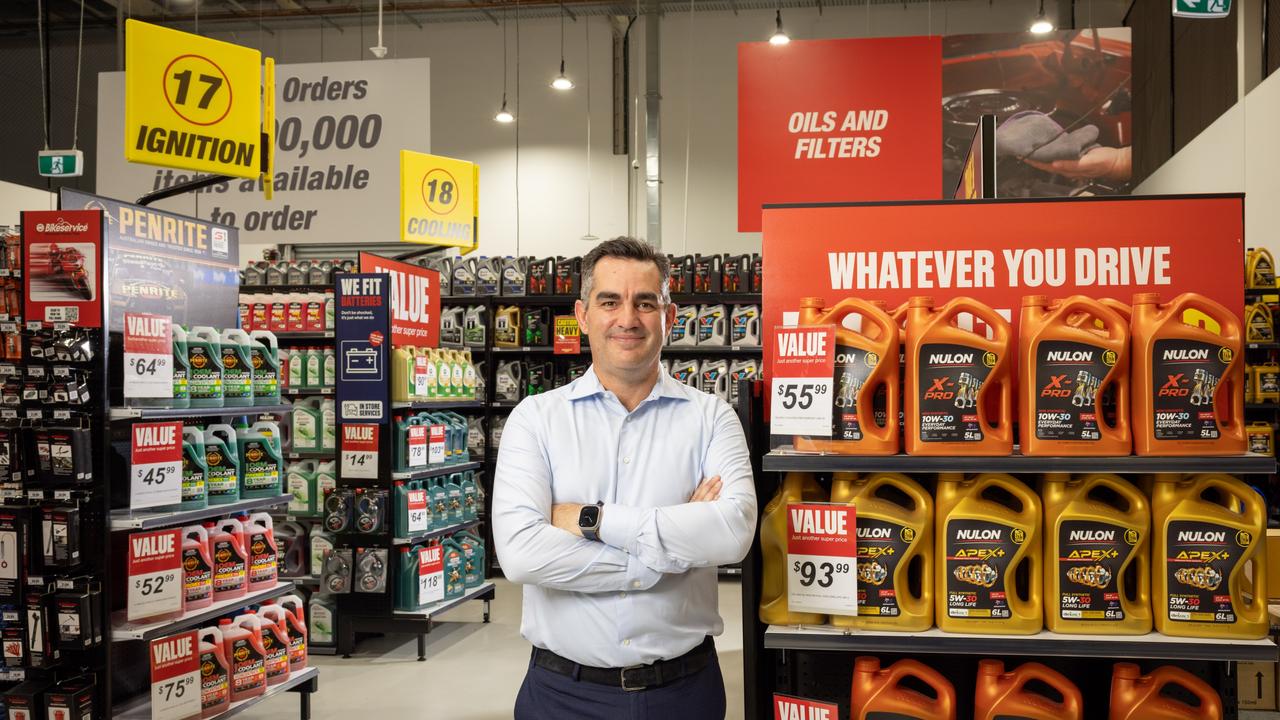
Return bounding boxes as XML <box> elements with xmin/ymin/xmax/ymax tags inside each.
<box><xmin>248</xmin><ymin>578</ymin><xmax>747</xmax><ymax>720</ymax></box>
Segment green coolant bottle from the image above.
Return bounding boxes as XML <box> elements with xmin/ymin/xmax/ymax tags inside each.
<box><xmin>249</xmin><ymin>331</ymin><xmax>281</xmax><ymax>406</ymax></box>
<box><xmin>291</xmin><ymin>398</ymin><xmax>321</xmax><ymax>453</ymax></box>
<box><xmin>188</xmin><ymin>326</ymin><xmax>225</xmax><ymax>407</ymax></box>
<box><xmin>204</xmin><ymin>424</ymin><xmax>241</xmax><ymax>505</ymax></box>
<box><xmin>237</xmin><ymin>421</ymin><xmax>284</xmax><ymax>498</ymax></box>
<box><xmin>309</xmin><ymin>595</ymin><xmax>337</xmax><ymax>647</ymax></box>
<box><xmin>396</xmin><ymin>546</ymin><xmax>420</xmax><ymax>610</ymax></box>
<box><xmin>220</xmin><ymin>329</ymin><xmax>254</xmax><ymax>407</ymax></box>
<box><xmin>320</xmin><ymin>398</ymin><xmax>336</xmax><ymax>453</ymax></box>
<box><xmin>171</xmin><ymin>427</ymin><xmax>209</xmax><ymax>511</ymax></box>
<box><xmin>171</xmin><ymin>325</ymin><xmax>191</xmax><ymax>408</ymax></box>
<box><xmin>286</xmin><ymin>461</ymin><xmax>316</xmax><ymax>515</ymax></box>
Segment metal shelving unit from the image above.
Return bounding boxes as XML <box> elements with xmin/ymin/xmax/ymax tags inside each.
<box><xmin>344</xmin><ymin>582</ymin><xmax>496</xmax><ymax>661</ymax></box>
<box><xmin>763</xmin><ymin>450</ymin><xmax>1278</xmax><ymax>474</ymax></box>
<box><xmin>111</xmin><ymin>582</ymin><xmax>295</xmax><ymax>641</ymax></box>
<box><xmin>763</xmin><ymin>626</ymin><xmax>1279</xmax><ymax>662</ymax></box>
<box><xmin>389</xmin><ymin>461</ymin><xmax>483</xmax><ymax>481</ymax></box>
<box><xmin>390</xmin><ymin>399</ymin><xmax>485</xmax><ymax>410</ymax></box>
<box><xmin>109</xmin><ymin>404</ymin><xmax>292</xmax><ymax>421</ymax></box>
<box><xmin>113</xmin><ymin>666</ymin><xmax>319</xmax><ymax>720</ymax></box>
<box><xmin>110</xmin><ymin>494</ymin><xmax>292</xmax><ymax>530</ymax></box>
<box><xmin>392</xmin><ymin>519</ymin><xmax>481</xmax><ymax>546</ymax></box>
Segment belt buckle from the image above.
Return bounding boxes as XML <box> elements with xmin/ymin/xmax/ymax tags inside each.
<box><xmin>620</xmin><ymin>665</ymin><xmax>646</xmax><ymax>692</ymax></box>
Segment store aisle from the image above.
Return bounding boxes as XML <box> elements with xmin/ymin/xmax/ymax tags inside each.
<box><xmin>248</xmin><ymin>578</ymin><xmax>746</xmax><ymax>720</ymax></box>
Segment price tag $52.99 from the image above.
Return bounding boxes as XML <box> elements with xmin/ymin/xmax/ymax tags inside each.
<box><xmin>128</xmin><ymin>529</ymin><xmax>184</xmax><ymax>622</ymax></box>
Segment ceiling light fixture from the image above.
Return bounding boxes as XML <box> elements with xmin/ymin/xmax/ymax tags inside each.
<box><xmin>769</xmin><ymin>7</ymin><xmax>790</xmax><ymax>45</ymax></box>
<box><xmin>496</xmin><ymin>6</ymin><xmax>516</xmax><ymax>123</ymax></box>
<box><xmin>1030</xmin><ymin>0</ymin><xmax>1055</xmax><ymax>33</ymax></box>
<box><xmin>551</xmin><ymin>3</ymin><xmax>575</xmax><ymax>90</ymax></box>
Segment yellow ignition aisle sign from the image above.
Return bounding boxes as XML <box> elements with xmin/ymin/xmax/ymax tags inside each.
<box><xmin>400</xmin><ymin>150</ymin><xmax>478</xmax><ymax>251</ymax></box>
<box><xmin>125</xmin><ymin>20</ymin><xmax>269</xmax><ymax>181</ymax></box>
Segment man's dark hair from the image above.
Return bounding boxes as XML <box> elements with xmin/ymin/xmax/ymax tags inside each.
<box><xmin>580</xmin><ymin>236</ymin><xmax>671</xmax><ymax>304</ymax></box>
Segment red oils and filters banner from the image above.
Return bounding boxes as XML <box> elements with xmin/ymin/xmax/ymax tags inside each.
<box><xmin>739</xmin><ymin>37</ymin><xmax>942</xmax><ymax>232</ymax></box>
<box><xmin>21</xmin><ymin>210</ymin><xmax>103</xmax><ymax>328</ymax></box>
<box><xmin>358</xmin><ymin>252</ymin><xmax>441</xmax><ymax>349</ymax></box>
<box><xmin>762</xmin><ymin>195</ymin><xmax>1245</xmax><ymax>379</ymax></box>
<box><xmin>739</xmin><ymin>29</ymin><xmax>1134</xmax><ymax>231</ymax></box>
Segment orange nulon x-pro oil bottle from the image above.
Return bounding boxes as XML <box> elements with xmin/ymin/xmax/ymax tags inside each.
<box><xmin>1020</xmin><ymin>295</ymin><xmax>1131</xmax><ymax>456</ymax></box>
<box><xmin>1131</xmin><ymin>293</ymin><xmax>1245</xmax><ymax>456</ymax></box>
<box><xmin>1109</xmin><ymin>663</ymin><xmax>1223</xmax><ymax>720</ymax></box>
<box><xmin>974</xmin><ymin>660</ymin><xmax>1083</xmax><ymax>720</ymax></box>
<box><xmin>795</xmin><ymin>297</ymin><xmax>900</xmax><ymax>455</ymax></box>
<box><xmin>829</xmin><ymin>472</ymin><xmax>933</xmax><ymax>631</ymax></box>
<box><xmin>850</xmin><ymin>657</ymin><xmax>956</xmax><ymax>720</ymax></box>
<box><xmin>906</xmin><ymin>297</ymin><xmax>1013</xmax><ymax>456</ymax></box>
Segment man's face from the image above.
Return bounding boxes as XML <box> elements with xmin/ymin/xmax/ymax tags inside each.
<box><xmin>576</xmin><ymin>257</ymin><xmax>676</xmax><ymax>376</ymax></box>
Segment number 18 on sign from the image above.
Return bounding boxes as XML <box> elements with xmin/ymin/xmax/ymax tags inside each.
<box><xmin>787</xmin><ymin>503</ymin><xmax>857</xmax><ymax>615</ymax></box>
<box><xmin>770</xmin><ymin>326</ymin><xmax>834</xmax><ymax>437</ymax></box>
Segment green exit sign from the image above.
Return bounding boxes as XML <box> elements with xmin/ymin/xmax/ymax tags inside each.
<box><xmin>37</xmin><ymin>150</ymin><xmax>84</xmax><ymax>178</ymax></box>
<box><xmin>1173</xmin><ymin>0</ymin><xmax>1231</xmax><ymax>18</ymax></box>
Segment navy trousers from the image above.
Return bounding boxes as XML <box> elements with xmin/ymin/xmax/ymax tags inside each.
<box><xmin>514</xmin><ymin>650</ymin><xmax>727</xmax><ymax>720</ymax></box>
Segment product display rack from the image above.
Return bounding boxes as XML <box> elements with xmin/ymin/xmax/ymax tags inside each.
<box><xmin>329</xmin><ymin>273</ymin><xmax>494</xmax><ymax>661</ymax></box>
<box><xmin>0</xmin><ymin>232</ymin><xmax>113</xmax><ymax>715</ymax></box>
<box><xmin>1244</xmin><ymin>286</ymin><xmax>1280</xmax><ymax>531</ymax></box>
<box><xmin>740</xmin><ymin>391</ymin><xmax>1277</xmax><ymax>719</ymax></box>
<box><xmin>103</xmin><ymin>295</ymin><xmax>318</xmax><ymax>710</ymax></box>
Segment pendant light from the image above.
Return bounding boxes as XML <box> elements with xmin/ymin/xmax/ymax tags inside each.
<box><xmin>769</xmin><ymin>4</ymin><xmax>790</xmax><ymax>45</ymax></box>
<box><xmin>495</xmin><ymin>5</ymin><xmax>516</xmax><ymax>122</ymax></box>
<box><xmin>1029</xmin><ymin>0</ymin><xmax>1054</xmax><ymax>33</ymax></box>
<box><xmin>551</xmin><ymin>3</ymin><xmax>575</xmax><ymax>90</ymax></box>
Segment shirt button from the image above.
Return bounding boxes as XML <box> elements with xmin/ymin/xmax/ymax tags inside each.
<box><xmin>623</xmin><ymin>639</ymin><xmax>631</xmax><ymax>646</ymax></box>
<box><xmin>623</xmin><ymin>457</ymin><xmax>631</xmax><ymax>464</ymax></box>
<box><xmin>632</xmin><ymin>581</ymin><xmax>641</xmax><ymax>589</ymax></box>
<box><xmin>620</xmin><ymin>592</ymin><xmax>627</xmax><ymax>598</ymax></box>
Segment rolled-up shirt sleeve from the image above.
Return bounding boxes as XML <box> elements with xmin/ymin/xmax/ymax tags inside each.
<box><xmin>493</xmin><ymin>403</ymin><xmax>663</xmax><ymax>593</ymax></box>
<box><xmin>598</xmin><ymin>401</ymin><xmax>757</xmax><ymax>573</ymax></box>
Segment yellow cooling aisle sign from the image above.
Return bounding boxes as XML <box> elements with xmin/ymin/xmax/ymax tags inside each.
<box><xmin>400</xmin><ymin>150</ymin><xmax>478</xmax><ymax>251</ymax></box>
<box><xmin>124</xmin><ymin>20</ymin><xmax>274</xmax><ymax>187</ymax></box>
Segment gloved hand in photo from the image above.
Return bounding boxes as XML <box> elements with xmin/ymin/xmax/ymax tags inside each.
<box><xmin>997</xmin><ymin>111</ymin><xmax>1100</xmax><ymax>163</ymax></box>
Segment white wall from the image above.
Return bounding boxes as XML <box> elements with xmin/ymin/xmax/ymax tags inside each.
<box><xmin>158</xmin><ymin>0</ymin><xmax>1125</xmax><ymax>259</ymax></box>
<box><xmin>0</xmin><ymin>181</ymin><xmax>55</xmax><ymax>225</ymax></box>
<box><xmin>1135</xmin><ymin>67</ymin><xmax>1280</xmax><ymax>256</ymax></box>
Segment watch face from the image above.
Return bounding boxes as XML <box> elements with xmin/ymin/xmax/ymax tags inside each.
<box><xmin>578</xmin><ymin>505</ymin><xmax>601</xmax><ymax>528</ymax></box>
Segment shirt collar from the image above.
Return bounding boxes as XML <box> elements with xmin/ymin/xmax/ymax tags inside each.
<box><xmin>567</xmin><ymin>365</ymin><xmax>692</xmax><ymax>403</ymax></box>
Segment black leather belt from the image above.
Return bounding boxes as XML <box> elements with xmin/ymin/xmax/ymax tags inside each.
<box><xmin>532</xmin><ymin>636</ymin><xmax>715</xmax><ymax>692</ymax></box>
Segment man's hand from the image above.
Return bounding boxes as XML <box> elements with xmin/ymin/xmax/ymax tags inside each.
<box><xmin>551</xmin><ymin>503</ymin><xmax>584</xmax><ymax>537</ymax></box>
<box><xmin>690</xmin><ymin>476</ymin><xmax>722</xmax><ymax>503</ymax></box>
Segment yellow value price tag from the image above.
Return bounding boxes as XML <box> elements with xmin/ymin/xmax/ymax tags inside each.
<box><xmin>124</xmin><ymin>20</ymin><xmax>269</xmax><ymax>181</ymax></box>
<box><xmin>400</xmin><ymin>150</ymin><xmax>479</xmax><ymax>251</ymax></box>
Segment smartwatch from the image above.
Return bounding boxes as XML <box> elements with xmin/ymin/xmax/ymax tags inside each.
<box><xmin>578</xmin><ymin>503</ymin><xmax>603</xmax><ymax>542</ymax></box>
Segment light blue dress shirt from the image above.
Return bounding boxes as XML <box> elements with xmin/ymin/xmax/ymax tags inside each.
<box><xmin>492</xmin><ymin>365</ymin><xmax>758</xmax><ymax>668</ymax></box>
